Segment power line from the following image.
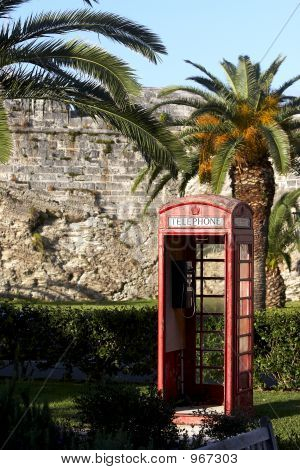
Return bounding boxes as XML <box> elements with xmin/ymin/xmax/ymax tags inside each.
<box><xmin>260</xmin><ymin>2</ymin><xmax>300</xmax><ymax>63</ymax></box>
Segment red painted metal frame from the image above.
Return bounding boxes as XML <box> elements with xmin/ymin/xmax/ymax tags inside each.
<box><xmin>158</xmin><ymin>195</ymin><xmax>254</xmax><ymax>415</ymax></box>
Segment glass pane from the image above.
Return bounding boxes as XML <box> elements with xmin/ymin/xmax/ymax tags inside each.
<box><xmin>240</xmin><ymin>280</ymin><xmax>250</xmax><ymax>298</ymax></box>
<box><xmin>196</xmin><ymin>315</ymin><xmax>201</xmax><ymax>331</ymax></box>
<box><xmin>196</xmin><ymin>261</ymin><xmax>201</xmax><ymax>277</ymax></box>
<box><xmin>239</xmin><ymin>354</ymin><xmax>251</xmax><ymax>373</ymax></box>
<box><xmin>196</xmin><ymin>279</ymin><xmax>201</xmax><ymax>293</ymax></box>
<box><xmin>239</xmin><ymin>371</ymin><xmax>250</xmax><ymax>390</ymax></box>
<box><xmin>195</xmin><ymin>368</ymin><xmax>200</xmax><ymax>384</ymax></box>
<box><xmin>196</xmin><ymin>332</ymin><xmax>201</xmax><ymax>347</ymax></box>
<box><xmin>203</xmin><ymin>368</ymin><xmax>223</xmax><ymax>385</ymax></box>
<box><xmin>239</xmin><ymin>335</ymin><xmax>251</xmax><ymax>353</ymax></box>
<box><xmin>239</xmin><ymin>318</ymin><xmax>251</xmax><ymax>335</ymax></box>
<box><xmin>240</xmin><ymin>244</ymin><xmax>250</xmax><ymax>260</ymax></box>
<box><xmin>196</xmin><ymin>243</ymin><xmax>202</xmax><ymax>258</ymax></box>
<box><xmin>203</xmin><ymin>244</ymin><xmax>225</xmax><ymax>259</ymax></box>
<box><xmin>240</xmin><ymin>299</ymin><xmax>251</xmax><ymax>316</ymax></box>
<box><xmin>240</xmin><ymin>263</ymin><xmax>251</xmax><ymax>279</ymax></box>
<box><xmin>203</xmin><ymin>261</ymin><xmax>224</xmax><ymax>278</ymax></box>
<box><xmin>203</xmin><ymin>297</ymin><xmax>224</xmax><ymax>314</ymax></box>
<box><xmin>203</xmin><ymin>279</ymin><xmax>225</xmax><ymax>295</ymax></box>
<box><xmin>203</xmin><ymin>315</ymin><xmax>224</xmax><ymax>331</ymax></box>
<box><xmin>196</xmin><ymin>351</ymin><xmax>201</xmax><ymax>366</ymax></box>
<box><xmin>202</xmin><ymin>351</ymin><xmax>223</xmax><ymax>367</ymax></box>
<box><xmin>202</xmin><ymin>333</ymin><xmax>224</xmax><ymax>350</ymax></box>
<box><xmin>196</xmin><ymin>297</ymin><xmax>201</xmax><ymax>313</ymax></box>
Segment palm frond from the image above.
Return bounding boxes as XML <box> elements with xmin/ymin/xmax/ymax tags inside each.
<box><xmin>144</xmin><ymin>173</ymin><xmax>173</xmax><ymax>214</ymax></box>
<box><xmin>211</xmin><ymin>138</ymin><xmax>243</xmax><ymax>193</ymax></box>
<box><xmin>131</xmin><ymin>165</ymin><xmax>150</xmax><ymax>193</ymax></box>
<box><xmin>220</xmin><ymin>59</ymin><xmax>238</xmax><ymax>94</ymax></box>
<box><xmin>70</xmin><ymin>99</ymin><xmax>187</xmax><ymax>174</ymax></box>
<box><xmin>274</xmin><ymin>75</ymin><xmax>300</xmax><ymax>95</ymax></box>
<box><xmin>0</xmin><ymin>0</ymin><xmax>31</xmax><ymax>18</ymax></box>
<box><xmin>259</xmin><ymin>122</ymin><xmax>290</xmax><ymax>173</ymax></box>
<box><xmin>0</xmin><ymin>97</ymin><xmax>13</xmax><ymax>163</ymax></box>
<box><xmin>259</xmin><ymin>55</ymin><xmax>285</xmax><ymax>92</ymax></box>
<box><xmin>82</xmin><ymin>0</ymin><xmax>98</xmax><ymax>5</ymax></box>
<box><xmin>158</xmin><ymin>85</ymin><xmax>212</xmax><ymax>102</ymax></box>
<box><xmin>235</xmin><ymin>55</ymin><xmax>259</xmax><ymax>103</ymax></box>
<box><xmin>9</xmin><ymin>39</ymin><xmax>140</xmax><ymax>106</ymax></box>
<box><xmin>2</xmin><ymin>10</ymin><xmax>165</xmax><ymax>63</ymax></box>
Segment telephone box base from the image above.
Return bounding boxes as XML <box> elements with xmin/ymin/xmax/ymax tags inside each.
<box><xmin>173</xmin><ymin>405</ymin><xmax>224</xmax><ymax>425</ymax></box>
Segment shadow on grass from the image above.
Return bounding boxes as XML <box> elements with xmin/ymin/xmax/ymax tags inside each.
<box><xmin>255</xmin><ymin>399</ymin><xmax>300</xmax><ymax>420</ymax></box>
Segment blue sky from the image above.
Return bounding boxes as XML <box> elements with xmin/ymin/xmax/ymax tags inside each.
<box><xmin>14</xmin><ymin>0</ymin><xmax>300</xmax><ymax>93</ymax></box>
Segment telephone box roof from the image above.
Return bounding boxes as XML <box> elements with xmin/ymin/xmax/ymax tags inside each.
<box><xmin>159</xmin><ymin>194</ymin><xmax>248</xmax><ymax>215</ymax></box>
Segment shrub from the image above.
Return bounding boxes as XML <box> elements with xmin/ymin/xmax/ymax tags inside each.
<box><xmin>0</xmin><ymin>382</ymin><xmax>76</xmax><ymax>449</ymax></box>
<box><xmin>76</xmin><ymin>383</ymin><xmax>181</xmax><ymax>449</ymax></box>
<box><xmin>0</xmin><ymin>301</ymin><xmax>157</xmax><ymax>380</ymax></box>
<box><xmin>254</xmin><ymin>307</ymin><xmax>300</xmax><ymax>389</ymax></box>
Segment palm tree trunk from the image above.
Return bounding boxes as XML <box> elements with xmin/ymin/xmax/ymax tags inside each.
<box><xmin>230</xmin><ymin>160</ymin><xmax>275</xmax><ymax>311</ymax></box>
<box><xmin>266</xmin><ymin>266</ymin><xmax>286</xmax><ymax>308</ymax></box>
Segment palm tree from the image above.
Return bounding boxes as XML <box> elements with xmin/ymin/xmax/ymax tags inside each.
<box><xmin>143</xmin><ymin>56</ymin><xmax>300</xmax><ymax>310</ymax></box>
<box><xmin>0</xmin><ymin>0</ymin><xmax>185</xmax><ymax>174</ymax></box>
<box><xmin>266</xmin><ymin>190</ymin><xmax>300</xmax><ymax>308</ymax></box>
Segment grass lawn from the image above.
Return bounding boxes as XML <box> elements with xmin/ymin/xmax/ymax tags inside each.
<box><xmin>1</xmin><ymin>380</ymin><xmax>299</xmax><ymax>449</ymax></box>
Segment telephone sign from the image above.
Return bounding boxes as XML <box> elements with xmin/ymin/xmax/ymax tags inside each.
<box><xmin>168</xmin><ymin>217</ymin><xmax>224</xmax><ymax>228</ymax></box>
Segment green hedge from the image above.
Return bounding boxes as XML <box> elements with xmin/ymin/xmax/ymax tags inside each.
<box><xmin>0</xmin><ymin>301</ymin><xmax>157</xmax><ymax>379</ymax></box>
<box><xmin>0</xmin><ymin>300</ymin><xmax>299</xmax><ymax>389</ymax></box>
<box><xmin>254</xmin><ymin>307</ymin><xmax>300</xmax><ymax>390</ymax></box>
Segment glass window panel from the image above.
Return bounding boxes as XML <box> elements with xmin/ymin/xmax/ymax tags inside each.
<box><xmin>196</xmin><ymin>297</ymin><xmax>201</xmax><ymax>314</ymax></box>
<box><xmin>240</xmin><ymin>280</ymin><xmax>250</xmax><ymax>298</ymax></box>
<box><xmin>202</xmin><ymin>333</ymin><xmax>224</xmax><ymax>350</ymax></box>
<box><xmin>239</xmin><ymin>354</ymin><xmax>251</xmax><ymax>373</ymax></box>
<box><xmin>196</xmin><ymin>243</ymin><xmax>202</xmax><ymax>258</ymax></box>
<box><xmin>203</xmin><ymin>261</ymin><xmax>224</xmax><ymax>278</ymax></box>
<box><xmin>203</xmin><ymin>368</ymin><xmax>223</xmax><ymax>385</ymax></box>
<box><xmin>239</xmin><ymin>318</ymin><xmax>251</xmax><ymax>335</ymax></box>
<box><xmin>239</xmin><ymin>335</ymin><xmax>251</xmax><ymax>353</ymax></box>
<box><xmin>240</xmin><ymin>244</ymin><xmax>250</xmax><ymax>260</ymax></box>
<box><xmin>196</xmin><ymin>351</ymin><xmax>201</xmax><ymax>367</ymax></box>
<box><xmin>239</xmin><ymin>371</ymin><xmax>250</xmax><ymax>390</ymax></box>
<box><xmin>203</xmin><ymin>244</ymin><xmax>225</xmax><ymax>259</ymax></box>
<box><xmin>196</xmin><ymin>279</ymin><xmax>201</xmax><ymax>294</ymax></box>
<box><xmin>203</xmin><ymin>297</ymin><xmax>224</xmax><ymax>314</ymax></box>
<box><xmin>203</xmin><ymin>279</ymin><xmax>225</xmax><ymax>295</ymax></box>
<box><xmin>196</xmin><ymin>262</ymin><xmax>201</xmax><ymax>277</ymax></box>
<box><xmin>240</xmin><ymin>299</ymin><xmax>251</xmax><ymax>316</ymax></box>
<box><xmin>196</xmin><ymin>332</ymin><xmax>201</xmax><ymax>347</ymax></box>
<box><xmin>202</xmin><ymin>351</ymin><xmax>223</xmax><ymax>367</ymax></box>
<box><xmin>203</xmin><ymin>315</ymin><xmax>224</xmax><ymax>331</ymax></box>
<box><xmin>240</xmin><ymin>263</ymin><xmax>251</xmax><ymax>279</ymax></box>
<box><xmin>196</xmin><ymin>315</ymin><xmax>201</xmax><ymax>331</ymax></box>
<box><xmin>195</xmin><ymin>368</ymin><xmax>200</xmax><ymax>384</ymax></box>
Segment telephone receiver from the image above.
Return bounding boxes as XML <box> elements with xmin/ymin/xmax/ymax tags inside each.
<box><xmin>171</xmin><ymin>260</ymin><xmax>196</xmax><ymax>314</ymax></box>
<box><xmin>185</xmin><ymin>260</ymin><xmax>195</xmax><ymax>310</ymax></box>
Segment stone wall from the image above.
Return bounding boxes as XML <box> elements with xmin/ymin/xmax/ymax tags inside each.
<box><xmin>0</xmin><ymin>90</ymin><xmax>299</xmax><ymax>301</ymax></box>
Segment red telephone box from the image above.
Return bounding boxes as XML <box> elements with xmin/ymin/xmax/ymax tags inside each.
<box><xmin>158</xmin><ymin>195</ymin><xmax>254</xmax><ymax>415</ymax></box>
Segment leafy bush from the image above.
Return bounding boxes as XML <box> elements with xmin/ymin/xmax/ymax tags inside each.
<box><xmin>0</xmin><ymin>382</ymin><xmax>76</xmax><ymax>449</ymax></box>
<box><xmin>197</xmin><ymin>409</ymin><xmax>258</xmax><ymax>442</ymax></box>
<box><xmin>0</xmin><ymin>301</ymin><xmax>157</xmax><ymax>380</ymax></box>
<box><xmin>76</xmin><ymin>383</ymin><xmax>181</xmax><ymax>449</ymax></box>
<box><xmin>254</xmin><ymin>307</ymin><xmax>300</xmax><ymax>389</ymax></box>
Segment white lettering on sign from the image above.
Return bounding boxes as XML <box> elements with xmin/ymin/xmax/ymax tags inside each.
<box><xmin>168</xmin><ymin>217</ymin><xmax>224</xmax><ymax>228</ymax></box>
<box><xmin>234</xmin><ymin>217</ymin><xmax>251</xmax><ymax>228</ymax></box>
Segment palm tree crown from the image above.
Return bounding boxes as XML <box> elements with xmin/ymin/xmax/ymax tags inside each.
<box><xmin>153</xmin><ymin>55</ymin><xmax>300</xmax><ymax>194</ymax></box>
<box><xmin>0</xmin><ymin>0</ymin><xmax>185</xmax><ymax>172</ymax></box>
